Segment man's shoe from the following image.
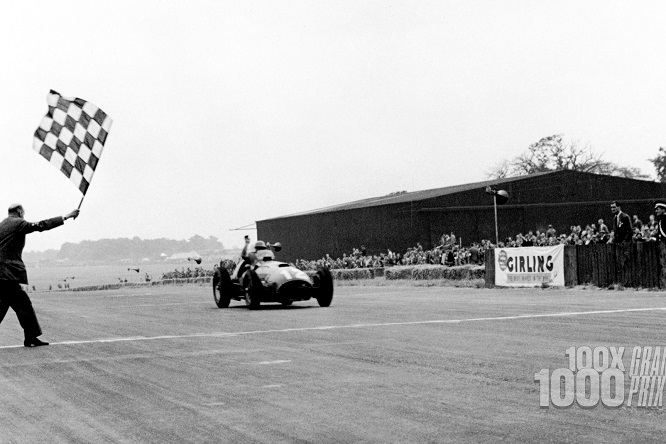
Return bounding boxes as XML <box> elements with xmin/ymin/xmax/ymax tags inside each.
<box><xmin>24</xmin><ymin>338</ymin><xmax>49</xmax><ymax>347</ymax></box>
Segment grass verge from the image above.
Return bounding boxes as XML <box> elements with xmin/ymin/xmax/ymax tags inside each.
<box><xmin>334</xmin><ymin>276</ymin><xmax>486</xmax><ymax>288</ymax></box>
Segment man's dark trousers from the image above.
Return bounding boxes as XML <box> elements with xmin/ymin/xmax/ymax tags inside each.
<box><xmin>0</xmin><ymin>281</ymin><xmax>42</xmax><ymax>338</ymax></box>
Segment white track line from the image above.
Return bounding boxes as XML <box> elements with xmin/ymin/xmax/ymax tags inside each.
<box><xmin>132</xmin><ymin>302</ymin><xmax>211</xmax><ymax>307</ymax></box>
<box><xmin>2</xmin><ymin>306</ymin><xmax>666</xmax><ymax>349</ymax></box>
<box><xmin>252</xmin><ymin>360</ymin><xmax>292</xmax><ymax>365</ymax></box>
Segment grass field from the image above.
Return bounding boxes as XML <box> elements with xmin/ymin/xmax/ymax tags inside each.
<box><xmin>2</xmin><ymin>284</ymin><xmax>666</xmax><ymax>443</ymax></box>
<box><xmin>26</xmin><ymin>263</ymin><xmax>206</xmax><ymax>290</ymax></box>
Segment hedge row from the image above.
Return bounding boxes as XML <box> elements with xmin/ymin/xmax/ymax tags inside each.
<box><xmin>68</xmin><ymin>266</ymin><xmax>482</xmax><ymax>292</ymax></box>
<box><xmin>314</xmin><ymin>268</ymin><xmax>386</xmax><ymax>280</ymax></box>
<box><xmin>156</xmin><ymin>277</ymin><xmax>211</xmax><ymax>285</ymax></box>
<box><xmin>384</xmin><ymin>265</ymin><xmax>484</xmax><ymax>280</ymax></box>
<box><xmin>307</xmin><ymin>265</ymin><xmax>483</xmax><ymax>281</ymax></box>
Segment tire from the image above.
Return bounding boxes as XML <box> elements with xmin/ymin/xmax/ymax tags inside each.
<box><xmin>313</xmin><ymin>267</ymin><xmax>334</xmax><ymax>307</ymax></box>
<box><xmin>213</xmin><ymin>268</ymin><xmax>232</xmax><ymax>308</ymax></box>
<box><xmin>243</xmin><ymin>270</ymin><xmax>263</xmax><ymax>310</ymax></box>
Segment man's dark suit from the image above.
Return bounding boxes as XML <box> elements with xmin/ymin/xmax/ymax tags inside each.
<box><xmin>613</xmin><ymin>211</ymin><xmax>633</xmax><ymax>243</ymax></box>
<box><xmin>657</xmin><ymin>213</ymin><xmax>666</xmax><ymax>244</ymax></box>
<box><xmin>0</xmin><ymin>214</ymin><xmax>64</xmax><ymax>339</ymax></box>
<box><xmin>656</xmin><ymin>212</ymin><xmax>666</xmax><ymax>287</ymax></box>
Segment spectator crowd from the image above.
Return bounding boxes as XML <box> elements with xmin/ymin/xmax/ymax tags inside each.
<box><xmin>294</xmin><ymin>210</ymin><xmax>661</xmax><ymax>271</ymax></box>
<box><xmin>162</xmin><ymin>267</ymin><xmax>213</xmax><ymax>280</ymax></box>
<box><xmin>295</xmin><ymin>235</ymin><xmax>488</xmax><ymax>271</ymax></box>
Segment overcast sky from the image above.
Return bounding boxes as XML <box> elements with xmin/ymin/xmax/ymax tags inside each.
<box><xmin>2</xmin><ymin>1</ymin><xmax>665</xmax><ymax>252</ymax></box>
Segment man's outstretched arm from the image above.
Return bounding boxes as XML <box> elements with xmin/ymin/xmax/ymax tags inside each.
<box><xmin>23</xmin><ymin>209</ymin><xmax>80</xmax><ymax>233</ymax></box>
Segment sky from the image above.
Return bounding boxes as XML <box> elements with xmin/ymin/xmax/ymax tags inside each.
<box><xmin>2</xmin><ymin>1</ymin><xmax>666</xmax><ymax>252</ymax></box>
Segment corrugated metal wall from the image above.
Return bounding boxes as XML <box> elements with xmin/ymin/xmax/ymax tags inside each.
<box><xmin>258</xmin><ymin>171</ymin><xmax>666</xmax><ymax>262</ymax></box>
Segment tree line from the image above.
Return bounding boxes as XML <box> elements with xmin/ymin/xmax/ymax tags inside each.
<box><xmin>487</xmin><ymin>134</ymin><xmax>666</xmax><ymax>181</ymax></box>
<box><xmin>24</xmin><ymin>235</ymin><xmax>226</xmax><ymax>263</ymax></box>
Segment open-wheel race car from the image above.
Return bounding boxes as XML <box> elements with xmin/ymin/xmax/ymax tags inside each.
<box><xmin>212</xmin><ymin>243</ymin><xmax>334</xmax><ymax>310</ymax></box>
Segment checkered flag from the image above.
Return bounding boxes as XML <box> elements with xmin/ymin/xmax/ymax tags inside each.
<box><xmin>33</xmin><ymin>90</ymin><xmax>112</xmax><ymax>195</ymax></box>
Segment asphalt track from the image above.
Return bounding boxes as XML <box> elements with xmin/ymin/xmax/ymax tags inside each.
<box><xmin>2</xmin><ymin>285</ymin><xmax>666</xmax><ymax>443</ymax></box>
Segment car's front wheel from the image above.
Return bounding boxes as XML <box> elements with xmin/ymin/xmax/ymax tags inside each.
<box><xmin>313</xmin><ymin>267</ymin><xmax>334</xmax><ymax>307</ymax></box>
<box><xmin>213</xmin><ymin>268</ymin><xmax>232</xmax><ymax>308</ymax></box>
<box><xmin>243</xmin><ymin>270</ymin><xmax>263</xmax><ymax>310</ymax></box>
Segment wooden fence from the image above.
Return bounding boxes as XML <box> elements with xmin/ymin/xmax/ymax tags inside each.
<box><xmin>485</xmin><ymin>243</ymin><xmax>663</xmax><ymax>288</ymax></box>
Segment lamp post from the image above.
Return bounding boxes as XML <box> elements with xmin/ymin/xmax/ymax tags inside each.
<box><xmin>485</xmin><ymin>186</ymin><xmax>509</xmax><ymax>246</ymax></box>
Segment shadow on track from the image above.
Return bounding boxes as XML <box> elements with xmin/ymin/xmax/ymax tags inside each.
<box><xmin>209</xmin><ymin>304</ymin><xmax>317</xmax><ymax>311</ymax></box>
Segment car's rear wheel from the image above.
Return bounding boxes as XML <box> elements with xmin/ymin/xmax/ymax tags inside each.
<box><xmin>314</xmin><ymin>267</ymin><xmax>334</xmax><ymax>307</ymax></box>
<box><xmin>213</xmin><ymin>268</ymin><xmax>232</xmax><ymax>308</ymax></box>
<box><xmin>243</xmin><ymin>270</ymin><xmax>263</xmax><ymax>310</ymax></box>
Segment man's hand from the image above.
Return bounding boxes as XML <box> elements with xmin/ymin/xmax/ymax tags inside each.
<box><xmin>64</xmin><ymin>209</ymin><xmax>80</xmax><ymax>220</ymax></box>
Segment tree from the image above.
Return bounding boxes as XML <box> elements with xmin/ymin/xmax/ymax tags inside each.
<box><xmin>187</xmin><ymin>235</ymin><xmax>224</xmax><ymax>251</ymax></box>
<box><xmin>486</xmin><ymin>134</ymin><xmax>649</xmax><ymax>180</ymax></box>
<box><xmin>649</xmin><ymin>147</ymin><xmax>666</xmax><ymax>182</ymax></box>
<box><xmin>488</xmin><ymin>159</ymin><xmax>510</xmax><ymax>179</ymax></box>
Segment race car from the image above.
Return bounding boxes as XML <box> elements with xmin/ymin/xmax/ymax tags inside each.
<box><xmin>212</xmin><ymin>244</ymin><xmax>333</xmax><ymax>309</ymax></box>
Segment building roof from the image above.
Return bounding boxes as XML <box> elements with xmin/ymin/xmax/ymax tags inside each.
<box><xmin>260</xmin><ymin>171</ymin><xmax>561</xmax><ymax>221</ymax></box>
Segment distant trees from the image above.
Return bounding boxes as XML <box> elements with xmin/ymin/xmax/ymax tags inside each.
<box><xmin>486</xmin><ymin>134</ymin><xmax>649</xmax><ymax>180</ymax></box>
<box><xmin>649</xmin><ymin>147</ymin><xmax>666</xmax><ymax>182</ymax></box>
<box><xmin>187</xmin><ymin>235</ymin><xmax>222</xmax><ymax>252</ymax></box>
<box><xmin>56</xmin><ymin>236</ymin><xmax>225</xmax><ymax>262</ymax></box>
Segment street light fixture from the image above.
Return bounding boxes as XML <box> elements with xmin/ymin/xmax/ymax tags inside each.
<box><xmin>485</xmin><ymin>186</ymin><xmax>509</xmax><ymax>246</ymax></box>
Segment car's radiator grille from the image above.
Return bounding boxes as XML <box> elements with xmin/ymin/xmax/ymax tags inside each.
<box><xmin>278</xmin><ymin>280</ymin><xmax>312</xmax><ymax>298</ymax></box>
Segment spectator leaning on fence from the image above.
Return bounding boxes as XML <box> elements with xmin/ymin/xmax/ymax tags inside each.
<box><xmin>598</xmin><ymin>218</ymin><xmax>609</xmax><ymax>235</ymax></box>
<box><xmin>610</xmin><ymin>201</ymin><xmax>633</xmax><ymax>243</ymax></box>
<box><xmin>648</xmin><ymin>214</ymin><xmax>657</xmax><ymax>232</ymax></box>
<box><xmin>546</xmin><ymin>225</ymin><xmax>556</xmax><ymax>239</ymax></box>
<box><xmin>655</xmin><ymin>201</ymin><xmax>666</xmax><ymax>244</ymax></box>
<box><xmin>654</xmin><ymin>200</ymin><xmax>666</xmax><ymax>287</ymax></box>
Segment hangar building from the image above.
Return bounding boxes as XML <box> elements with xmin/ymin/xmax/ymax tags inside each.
<box><xmin>257</xmin><ymin>170</ymin><xmax>666</xmax><ymax>262</ymax></box>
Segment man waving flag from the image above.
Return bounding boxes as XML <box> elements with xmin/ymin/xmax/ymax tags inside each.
<box><xmin>32</xmin><ymin>90</ymin><xmax>112</xmax><ymax>196</ymax></box>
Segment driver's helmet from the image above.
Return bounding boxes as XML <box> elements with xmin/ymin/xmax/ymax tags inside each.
<box><xmin>254</xmin><ymin>240</ymin><xmax>267</xmax><ymax>251</ymax></box>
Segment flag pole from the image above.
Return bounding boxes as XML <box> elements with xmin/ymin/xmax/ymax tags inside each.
<box><xmin>77</xmin><ymin>196</ymin><xmax>85</xmax><ymax>211</ymax></box>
